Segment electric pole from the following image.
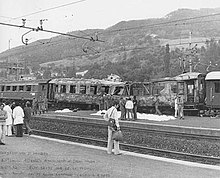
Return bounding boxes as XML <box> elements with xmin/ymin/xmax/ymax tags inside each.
<box><xmin>189</xmin><ymin>31</ymin><xmax>193</xmax><ymax>73</ymax></box>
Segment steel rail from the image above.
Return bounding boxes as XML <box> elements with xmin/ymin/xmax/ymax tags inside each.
<box><xmin>33</xmin><ymin>116</ymin><xmax>220</xmax><ymax>141</ymax></box>
<box><xmin>32</xmin><ymin>129</ymin><xmax>220</xmax><ymax>165</ymax></box>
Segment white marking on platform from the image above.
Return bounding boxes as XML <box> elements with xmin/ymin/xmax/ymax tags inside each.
<box><xmin>31</xmin><ymin>135</ymin><xmax>220</xmax><ymax>171</ymax></box>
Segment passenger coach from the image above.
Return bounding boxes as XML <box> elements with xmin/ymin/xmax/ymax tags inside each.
<box><xmin>0</xmin><ymin>79</ymin><xmax>50</xmax><ymax>104</ymax></box>
<box><xmin>205</xmin><ymin>71</ymin><xmax>220</xmax><ymax>111</ymax></box>
<box><xmin>48</xmin><ymin>78</ymin><xmax>127</xmax><ymax>110</ymax></box>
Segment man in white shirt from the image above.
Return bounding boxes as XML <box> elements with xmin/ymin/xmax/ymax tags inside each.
<box><xmin>125</xmin><ymin>97</ymin><xmax>134</xmax><ymax>120</ymax></box>
<box><xmin>13</xmin><ymin>103</ymin><xmax>24</xmax><ymax>137</ymax></box>
<box><xmin>104</xmin><ymin>101</ymin><xmax>121</xmax><ymax>155</ymax></box>
<box><xmin>3</xmin><ymin>101</ymin><xmax>13</xmax><ymax>136</ymax></box>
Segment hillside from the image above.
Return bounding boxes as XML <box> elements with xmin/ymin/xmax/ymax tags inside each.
<box><xmin>1</xmin><ymin>8</ymin><xmax>220</xmax><ymax>79</ymax></box>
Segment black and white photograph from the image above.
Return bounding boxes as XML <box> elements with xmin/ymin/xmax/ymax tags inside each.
<box><xmin>0</xmin><ymin>0</ymin><xmax>220</xmax><ymax>177</ymax></box>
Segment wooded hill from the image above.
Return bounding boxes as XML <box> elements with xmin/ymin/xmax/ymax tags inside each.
<box><xmin>1</xmin><ymin>8</ymin><xmax>220</xmax><ymax>81</ymax></box>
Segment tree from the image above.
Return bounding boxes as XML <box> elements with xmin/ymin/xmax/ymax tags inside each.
<box><xmin>43</xmin><ymin>68</ymin><xmax>51</xmax><ymax>79</ymax></box>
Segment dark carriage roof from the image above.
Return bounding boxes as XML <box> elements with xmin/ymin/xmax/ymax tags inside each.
<box><xmin>0</xmin><ymin>79</ymin><xmax>51</xmax><ymax>85</ymax></box>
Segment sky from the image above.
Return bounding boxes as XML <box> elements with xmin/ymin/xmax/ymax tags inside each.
<box><xmin>1</xmin><ymin>0</ymin><xmax>220</xmax><ymax>53</ymax></box>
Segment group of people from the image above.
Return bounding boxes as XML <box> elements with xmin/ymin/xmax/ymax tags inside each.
<box><xmin>0</xmin><ymin>100</ymin><xmax>32</xmax><ymax>145</ymax></box>
<box><xmin>32</xmin><ymin>96</ymin><xmax>48</xmax><ymax>115</ymax></box>
<box><xmin>119</xmin><ymin>96</ymin><xmax>138</xmax><ymax>121</ymax></box>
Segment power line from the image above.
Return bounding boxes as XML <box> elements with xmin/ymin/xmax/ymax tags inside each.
<box><xmin>12</xmin><ymin>0</ymin><xmax>88</xmax><ymax>20</ymax></box>
<box><xmin>0</xmin><ymin>21</ymin><xmax>105</xmax><ymax>42</ymax></box>
<box><xmin>101</xmin><ymin>12</ymin><xmax>220</xmax><ymax>34</ymax></box>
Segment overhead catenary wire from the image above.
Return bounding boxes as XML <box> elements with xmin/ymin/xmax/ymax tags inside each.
<box><xmin>11</xmin><ymin>0</ymin><xmax>88</xmax><ymax>20</ymax></box>
<box><xmin>100</xmin><ymin>12</ymin><xmax>220</xmax><ymax>34</ymax></box>
<box><xmin>0</xmin><ymin>21</ymin><xmax>105</xmax><ymax>42</ymax></box>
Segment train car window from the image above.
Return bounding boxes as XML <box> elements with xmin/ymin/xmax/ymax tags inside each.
<box><xmin>215</xmin><ymin>82</ymin><xmax>220</xmax><ymax>93</ymax></box>
<box><xmin>70</xmin><ymin>85</ymin><xmax>76</xmax><ymax>94</ymax></box>
<box><xmin>12</xmin><ymin>86</ymin><xmax>17</xmax><ymax>91</ymax></box>
<box><xmin>19</xmin><ymin>86</ymin><xmax>24</xmax><ymax>91</ymax></box>
<box><xmin>55</xmin><ymin>85</ymin><xmax>58</xmax><ymax>92</ymax></box>
<box><xmin>113</xmin><ymin>86</ymin><xmax>124</xmax><ymax>95</ymax></box>
<box><xmin>1</xmin><ymin>86</ymin><xmax>5</xmax><ymax>91</ymax></box>
<box><xmin>26</xmin><ymin>85</ymin><xmax>31</xmax><ymax>91</ymax></box>
<box><xmin>79</xmin><ymin>85</ymin><xmax>86</xmax><ymax>94</ymax></box>
<box><xmin>6</xmin><ymin>86</ymin><xmax>11</xmax><ymax>91</ymax></box>
<box><xmin>99</xmin><ymin>86</ymin><xmax>109</xmax><ymax>95</ymax></box>
<box><xmin>60</xmin><ymin>85</ymin><xmax>66</xmax><ymax>93</ymax></box>
<box><xmin>187</xmin><ymin>85</ymin><xmax>194</xmax><ymax>95</ymax></box>
<box><xmin>32</xmin><ymin>85</ymin><xmax>37</xmax><ymax>91</ymax></box>
<box><xmin>90</xmin><ymin>86</ymin><xmax>97</xmax><ymax>95</ymax></box>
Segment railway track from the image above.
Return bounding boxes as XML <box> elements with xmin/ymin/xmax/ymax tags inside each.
<box><xmin>32</xmin><ymin>129</ymin><xmax>220</xmax><ymax>165</ymax></box>
<box><xmin>36</xmin><ymin>115</ymin><xmax>220</xmax><ymax>141</ymax></box>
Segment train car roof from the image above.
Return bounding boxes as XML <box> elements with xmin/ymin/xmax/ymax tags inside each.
<box><xmin>205</xmin><ymin>71</ymin><xmax>220</xmax><ymax>80</ymax></box>
<box><xmin>151</xmin><ymin>77</ymin><xmax>177</xmax><ymax>83</ymax></box>
<box><xmin>0</xmin><ymin>79</ymin><xmax>51</xmax><ymax>85</ymax></box>
<box><xmin>49</xmin><ymin>78</ymin><xmax>125</xmax><ymax>85</ymax></box>
<box><xmin>175</xmin><ymin>72</ymin><xmax>203</xmax><ymax>80</ymax></box>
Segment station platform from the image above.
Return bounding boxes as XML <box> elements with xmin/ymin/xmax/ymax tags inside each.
<box><xmin>0</xmin><ymin>135</ymin><xmax>219</xmax><ymax>178</ymax></box>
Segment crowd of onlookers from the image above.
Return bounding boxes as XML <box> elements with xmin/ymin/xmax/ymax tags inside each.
<box><xmin>0</xmin><ymin>100</ymin><xmax>35</xmax><ymax>145</ymax></box>
<box><xmin>100</xmin><ymin>95</ymin><xmax>138</xmax><ymax>121</ymax></box>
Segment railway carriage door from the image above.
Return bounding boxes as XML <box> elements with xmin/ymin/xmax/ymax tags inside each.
<box><xmin>39</xmin><ymin>83</ymin><xmax>47</xmax><ymax>98</ymax></box>
<box><xmin>185</xmin><ymin>80</ymin><xmax>195</xmax><ymax>103</ymax></box>
<box><xmin>48</xmin><ymin>83</ymin><xmax>55</xmax><ymax>100</ymax></box>
<box><xmin>212</xmin><ymin>81</ymin><xmax>220</xmax><ymax>108</ymax></box>
<box><xmin>198</xmin><ymin>76</ymin><xmax>205</xmax><ymax>103</ymax></box>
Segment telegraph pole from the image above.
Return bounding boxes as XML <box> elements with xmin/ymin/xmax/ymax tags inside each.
<box><xmin>189</xmin><ymin>32</ymin><xmax>193</xmax><ymax>73</ymax></box>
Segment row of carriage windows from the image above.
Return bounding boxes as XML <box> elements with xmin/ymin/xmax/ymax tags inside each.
<box><xmin>54</xmin><ymin>84</ymin><xmax>125</xmax><ymax>95</ymax></box>
<box><xmin>0</xmin><ymin>85</ymin><xmax>46</xmax><ymax>92</ymax></box>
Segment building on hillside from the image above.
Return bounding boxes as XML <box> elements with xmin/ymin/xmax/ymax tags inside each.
<box><xmin>76</xmin><ymin>70</ymin><xmax>88</xmax><ymax>78</ymax></box>
<box><xmin>106</xmin><ymin>74</ymin><xmax>122</xmax><ymax>82</ymax></box>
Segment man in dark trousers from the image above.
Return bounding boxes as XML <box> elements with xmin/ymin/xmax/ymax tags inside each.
<box><xmin>119</xmin><ymin>97</ymin><xmax>126</xmax><ymax>120</ymax></box>
<box><xmin>23</xmin><ymin>101</ymin><xmax>32</xmax><ymax>135</ymax></box>
<box><xmin>133</xmin><ymin>96</ymin><xmax>138</xmax><ymax>120</ymax></box>
<box><xmin>154</xmin><ymin>94</ymin><xmax>162</xmax><ymax>115</ymax></box>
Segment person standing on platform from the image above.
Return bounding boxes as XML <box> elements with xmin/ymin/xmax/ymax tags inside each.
<box><xmin>3</xmin><ymin>101</ymin><xmax>13</xmax><ymax>137</ymax></box>
<box><xmin>13</xmin><ymin>102</ymin><xmax>24</xmax><ymax>137</ymax></box>
<box><xmin>104</xmin><ymin>101</ymin><xmax>121</xmax><ymax>155</ymax></box>
<box><xmin>154</xmin><ymin>94</ymin><xmax>162</xmax><ymax>115</ymax></box>
<box><xmin>119</xmin><ymin>97</ymin><xmax>126</xmax><ymax>120</ymax></box>
<box><xmin>10</xmin><ymin>101</ymin><xmax>16</xmax><ymax>135</ymax></box>
<box><xmin>23</xmin><ymin>101</ymin><xmax>32</xmax><ymax>135</ymax></box>
<box><xmin>133</xmin><ymin>96</ymin><xmax>138</xmax><ymax>120</ymax></box>
<box><xmin>174</xmin><ymin>95</ymin><xmax>178</xmax><ymax>118</ymax></box>
<box><xmin>38</xmin><ymin>96</ymin><xmax>43</xmax><ymax>115</ymax></box>
<box><xmin>177</xmin><ymin>95</ymin><xmax>184</xmax><ymax>120</ymax></box>
<box><xmin>32</xmin><ymin>97</ymin><xmax>38</xmax><ymax>115</ymax></box>
<box><xmin>0</xmin><ymin>103</ymin><xmax>7</xmax><ymax>145</ymax></box>
<box><xmin>125</xmin><ymin>97</ymin><xmax>134</xmax><ymax>120</ymax></box>
<box><xmin>42</xmin><ymin>97</ymin><xmax>48</xmax><ymax>114</ymax></box>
